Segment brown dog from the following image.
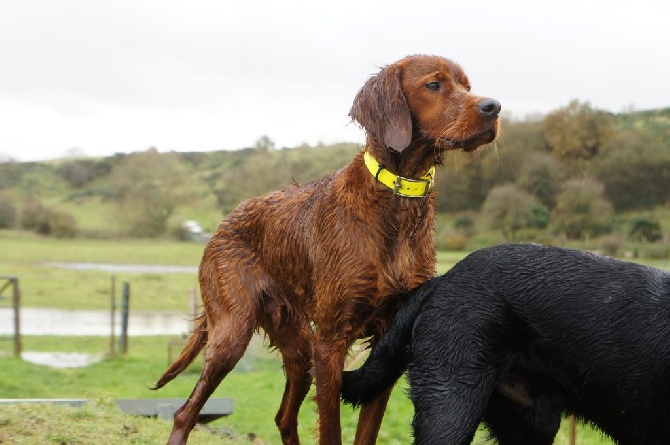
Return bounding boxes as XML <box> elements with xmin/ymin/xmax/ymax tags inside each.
<box><xmin>153</xmin><ymin>54</ymin><xmax>500</xmax><ymax>445</ymax></box>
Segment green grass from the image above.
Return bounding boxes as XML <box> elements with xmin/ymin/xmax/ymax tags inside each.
<box><xmin>0</xmin><ymin>336</ymin><xmax>416</xmax><ymax>444</ymax></box>
<box><xmin>1</xmin><ymin>231</ymin><xmax>664</xmax><ymax>443</ymax></box>
<box><xmin>0</xmin><ymin>231</ymin><xmax>203</xmax><ymax>310</ymax></box>
<box><xmin>0</xmin><ymin>399</ymin><xmax>246</xmax><ymax>445</ymax></box>
<box><xmin>1</xmin><ymin>231</ymin><xmax>667</xmax><ymax>310</ymax></box>
<box><xmin>0</xmin><ymin>336</ymin><xmax>613</xmax><ymax>444</ymax></box>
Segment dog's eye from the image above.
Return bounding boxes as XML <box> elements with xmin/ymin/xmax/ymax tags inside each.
<box><xmin>425</xmin><ymin>81</ymin><xmax>440</xmax><ymax>91</ymax></box>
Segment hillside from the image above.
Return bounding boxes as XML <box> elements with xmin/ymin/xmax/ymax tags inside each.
<box><xmin>0</xmin><ymin>103</ymin><xmax>669</xmax><ymax>255</ymax></box>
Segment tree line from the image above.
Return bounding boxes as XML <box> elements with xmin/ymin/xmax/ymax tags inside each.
<box><xmin>0</xmin><ymin>101</ymin><xmax>669</xmax><ymax>255</ymax></box>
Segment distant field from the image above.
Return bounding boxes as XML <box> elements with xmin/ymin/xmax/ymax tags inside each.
<box><xmin>0</xmin><ymin>232</ymin><xmax>462</xmax><ymax>311</ymax></box>
<box><xmin>0</xmin><ymin>231</ymin><xmax>203</xmax><ymax>310</ymax></box>
<box><xmin>0</xmin><ymin>231</ymin><xmax>667</xmax><ymax>310</ymax></box>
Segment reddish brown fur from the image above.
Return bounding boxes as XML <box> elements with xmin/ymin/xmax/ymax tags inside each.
<box><xmin>154</xmin><ymin>54</ymin><xmax>500</xmax><ymax>445</ymax></box>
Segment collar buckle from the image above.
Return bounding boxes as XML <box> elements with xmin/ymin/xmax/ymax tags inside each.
<box><xmin>393</xmin><ymin>175</ymin><xmax>434</xmax><ymax>198</ymax></box>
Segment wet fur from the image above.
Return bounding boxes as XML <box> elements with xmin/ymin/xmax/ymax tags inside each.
<box><xmin>153</xmin><ymin>54</ymin><xmax>500</xmax><ymax>445</ymax></box>
<box><xmin>341</xmin><ymin>243</ymin><xmax>670</xmax><ymax>445</ymax></box>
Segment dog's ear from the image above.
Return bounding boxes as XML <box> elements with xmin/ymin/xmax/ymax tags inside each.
<box><xmin>349</xmin><ymin>65</ymin><xmax>412</xmax><ymax>152</ymax></box>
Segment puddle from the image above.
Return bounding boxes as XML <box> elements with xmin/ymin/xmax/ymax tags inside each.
<box><xmin>0</xmin><ymin>308</ymin><xmax>191</xmax><ymax>336</ymax></box>
<box><xmin>42</xmin><ymin>262</ymin><xmax>198</xmax><ymax>274</ymax></box>
<box><xmin>21</xmin><ymin>351</ymin><xmax>103</xmax><ymax>368</ymax></box>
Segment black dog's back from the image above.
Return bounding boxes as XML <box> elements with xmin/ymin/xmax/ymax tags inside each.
<box><xmin>342</xmin><ymin>243</ymin><xmax>670</xmax><ymax>445</ymax></box>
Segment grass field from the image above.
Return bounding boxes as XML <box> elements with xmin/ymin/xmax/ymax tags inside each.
<box><xmin>0</xmin><ymin>336</ymin><xmax>612</xmax><ymax>445</ymax></box>
<box><xmin>2</xmin><ymin>231</ymin><xmax>665</xmax><ymax>443</ymax></box>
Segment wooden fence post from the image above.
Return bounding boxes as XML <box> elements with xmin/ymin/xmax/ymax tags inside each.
<box><xmin>110</xmin><ymin>275</ymin><xmax>116</xmax><ymax>356</ymax></box>
<box><xmin>12</xmin><ymin>277</ymin><xmax>21</xmax><ymax>357</ymax></box>
<box><xmin>120</xmin><ymin>282</ymin><xmax>130</xmax><ymax>355</ymax></box>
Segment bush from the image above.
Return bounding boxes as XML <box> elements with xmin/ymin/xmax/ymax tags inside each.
<box><xmin>20</xmin><ymin>199</ymin><xmax>49</xmax><ymax>232</ymax></box>
<box><xmin>20</xmin><ymin>199</ymin><xmax>77</xmax><ymax>238</ymax></box>
<box><xmin>600</xmin><ymin>233</ymin><xmax>624</xmax><ymax>257</ymax></box>
<box><xmin>628</xmin><ymin>216</ymin><xmax>662</xmax><ymax>242</ymax></box>
<box><xmin>453</xmin><ymin>213</ymin><xmax>475</xmax><ymax>232</ymax></box>
<box><xmin>481</xmin><ymin>184</ymin><xmax>546</xmax><ymax>241</ymax></box>
<box><xmin>46</xmin><ymin>208</ymin><xmax>77</xmax><ymax>238</ymax></box>
<box><xmin>0</xmin><ymin>198</ymin><xmax>17</xmax><ymax>228</ymax></box>
<box><xmin>530</xmin><ymin>204</ymin><xmax>550</xmax><ymax>229</ymax></box>
<box><xmin>440</xmin><ymin>232</ymin><xmax>470</xmax><ymax>251</ymax></box>
<box><xmin>552</xmin><ymin>177</ymin><xmax>613</xmax><ymax>240</ymax></box>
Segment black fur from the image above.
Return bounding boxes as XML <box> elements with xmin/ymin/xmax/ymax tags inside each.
<box><xmin>341</xmin><ymin>243</ymin><xmax>670</xmax><ymax>445</ymax></box>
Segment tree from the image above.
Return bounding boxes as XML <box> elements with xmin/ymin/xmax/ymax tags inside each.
<box><xmin>552</xmin><ymin>177</ymin><xmax>613</xmax><ymax>240</ymax></box>
<box><xmin>543</xmin><ymin>100</ymin><xmax>615</xmax><ymax>163</ymax></box>
<box><xmin>110</xmin><ymin>148</ymin><xmax>194</xmax><ymax>237</ymax></box>
<box><xmin>435</xmin><ymin>154</ymin><xmax>487</xmax><ymax>212</ymax></box>
<box><xmin>213</xmin><ymin>149</ymin><xmax>290</xmax><ymax>214</ymax></box>
<box><xmin>592</xmin><ymin>132</ymin><xmax>670</xmax><ymax>211</ymax></box>
<box><xmin>516</xmin><ymin>153</ymin><xmax>565</xmax><ymax>209</ymax></box>
<box><xmin>254</xmin><ymin>135</ymin><xmax>276</xmax><ymax>151</ymax></box>
<box><xmin>59</xmin><ymin>160</ymin><xmax>93</xmax><ymax>189</ymax></box>
<box><xmin>481</xmin><ymin>184</ymin><xmax>547</xmax><ymax>241</ymax></box>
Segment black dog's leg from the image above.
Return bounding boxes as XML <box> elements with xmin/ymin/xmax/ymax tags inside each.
<box><xmin>407</xmin><ymin>291</ymin><xmax>512</xmax><ymax>445</ymax></box>
<box><xmin>409</xmin><ymin>366</ymin><xmax>496</xmax><ymax>445</ymax></box>
<box><xmin>483</xmin><ymin>390</ymin><xmax>560</xmax><ymax>445</ymax></box>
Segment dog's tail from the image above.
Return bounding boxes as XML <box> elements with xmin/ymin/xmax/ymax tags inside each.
<box><xmin>150</xmin><ymin>312</ymin><xmax>207</xmax><ymax>390</ymax></box>
<box><xmin>341</xmin><ymin>278</ymin><xmax>438</xmax><ymax>407</ymax></box>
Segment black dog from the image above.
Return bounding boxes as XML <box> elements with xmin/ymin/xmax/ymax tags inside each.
<box><xmin>341</xmin><ymin>243</ymin><xmax>670</xmax><ymax>445</ymax></box>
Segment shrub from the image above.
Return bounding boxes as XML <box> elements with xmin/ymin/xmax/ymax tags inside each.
<box><xmin>441</xmin><ymin>232</ymin><xmax>470</xmax><ymax>251</ymax></box>
<box><xmin>552</xmin><ymin>177</ymin><xmax>613</xmax><ymax>240</ymax></box>
<box><xmin>453</xmin><ymin>213</ymin><xmax>475</xmax><ymax>231</ymax></box>
<box><xmin>600</xmin><ymin>233</ymin><xmax>624</xmax><ymax>257</ymax></box>
<box><xmin>20</xmin><ymin>199</ymin><xmax>77</xmax><ymax>238</ymax></box>
<box><xmin>530</xmin><ymin>204</ymin><xmax>550</xmax><ymax>229</ymax></box>
<box><xmin>20</xmin><ymin>199</ymin><xmax>49</xmax><ymax>232</ymax></box>
<box><xmin>46</xmin><ymin>208</ymin><xmax>77</xmax><ymax>238</ymax></box>
<box><xmin>481</xmin><ymin>184</ymin><xmax>546</xmax><ymax>241</ymax></box>
<box><xmin>628</xmin><ymin>216</ymin><xmax>662</xmax><ymax>243</ymax></box>
<box><xmin>0</xmin><ymin>198</ymin><xmax>17</xmax><ymax>228</ymax></box>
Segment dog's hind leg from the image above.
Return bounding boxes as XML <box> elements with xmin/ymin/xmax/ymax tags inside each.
<box><xmin>267</xmin><ymin>321</ymin><xmax>315</xmax><ymax>445</ymax></box>
<box><xmin>409</xmin><ymin>368</ymin><xmax>496</xmax><ymax>445</ymax></box>
<box><xmin>408</xmin><ymin>306</ymin><xmax>502</xmax><ymax>445</ymax></box>
<box><xmin>166</xmin><ymin>255</ymin><xmax>257</xmax><ymax>445</ymax></box>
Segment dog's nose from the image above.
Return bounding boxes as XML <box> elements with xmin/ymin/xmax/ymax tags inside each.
<box><xmin>477</xmin><ymin>98</ymin><xmax>501</xmax><ymax>118</ymax></box>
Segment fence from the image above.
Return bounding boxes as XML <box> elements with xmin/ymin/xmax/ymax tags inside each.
<box><xmin>0</xmin><ymin>276</ymin><xmax>21</xmax><ymax>357</ymax></box>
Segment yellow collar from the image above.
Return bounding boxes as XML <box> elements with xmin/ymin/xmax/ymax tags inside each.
<box><xmin>363</xmin><ymin>151</ymin><xmax>435</xmax><ymax>198</ymax></box>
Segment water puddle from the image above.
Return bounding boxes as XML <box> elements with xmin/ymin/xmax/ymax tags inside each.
<box><xmin>42</xmin><ymin>262</ymin><xmax>197</xmax><ymax>274</ymax></box>
<box><xmin>21</xmin><ymin>351</ymin><xmax>103</xmax><ymax>368</ymax></box>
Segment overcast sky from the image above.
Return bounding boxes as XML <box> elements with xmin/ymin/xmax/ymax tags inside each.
<box><xmin>1</xmin><ymin>0</ymin><xmax>668</xmax><ymax>162</ymax></box>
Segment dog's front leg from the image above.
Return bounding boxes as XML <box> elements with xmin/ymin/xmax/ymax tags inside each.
<box><xmin>313</xmin><ymin>335</ymin><xmax>347</xmax><ymax>445</ymax></box>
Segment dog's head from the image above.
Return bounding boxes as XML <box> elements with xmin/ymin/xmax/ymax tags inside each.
<box><xmin>350</xmin><ymin>54</ymin><xmax>500</xmax><ymax>153</ymax></box>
